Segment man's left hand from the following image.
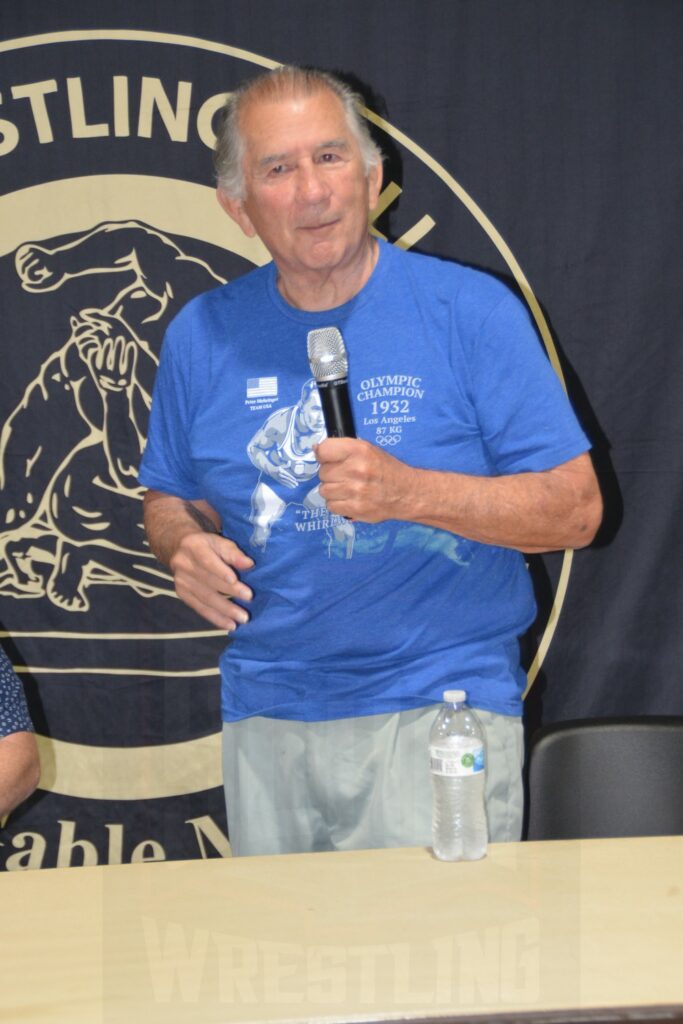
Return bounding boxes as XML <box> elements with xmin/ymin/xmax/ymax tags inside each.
<box><xmin>316</xmin><ymin>437</ymin><xmax>415</xmax><ymax>523</ymax></box>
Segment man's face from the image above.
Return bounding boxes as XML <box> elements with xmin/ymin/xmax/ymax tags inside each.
<box><xmin>218</xmin><ymin>88</ymin><xmax>382</xmax><ymax>282</ymax></box>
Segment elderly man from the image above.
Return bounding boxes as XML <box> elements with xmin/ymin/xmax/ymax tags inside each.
<box><xmin>140</xmin><ymin>66</ymin><xmax>602</xmax><ymax>856</ymax></box>
<box><xmin>0</xmin><ymin>646</ymin><xmax>40</xmax><ymax>819</ymax></box>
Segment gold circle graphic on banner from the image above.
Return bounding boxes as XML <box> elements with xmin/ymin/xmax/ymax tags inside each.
<box><xmin>0</xmin><ymin>30</ymin><xmax>571</xmax><ymax>799</ymax></box>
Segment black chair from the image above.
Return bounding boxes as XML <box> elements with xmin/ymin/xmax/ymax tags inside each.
<box><xmin>526</xmin><ymin>716</ymin><xmax>683</xmax><ymax>840</ymax></box>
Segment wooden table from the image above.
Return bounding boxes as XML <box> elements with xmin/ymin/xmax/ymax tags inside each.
<box><xmin>1</xmin><ymin>836</ymin><xmax>682</xmax><ymax>1023</ymax></box>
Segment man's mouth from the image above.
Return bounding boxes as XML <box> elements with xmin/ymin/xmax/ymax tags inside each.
<box><xmin>299</xmin><ymin>219</ymin><xmax>339</xmax><ymax>232</ymax></box>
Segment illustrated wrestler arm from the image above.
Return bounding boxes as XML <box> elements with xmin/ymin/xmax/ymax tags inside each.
<box><xmin>247</xmin><ymin>408</ymin><xmax>300</xmax><ymax>488</ymax></box>
<box><xmin>15</xmin><ymin>221</ymin><xmax>223</xmax><ymax>325</ymax></box>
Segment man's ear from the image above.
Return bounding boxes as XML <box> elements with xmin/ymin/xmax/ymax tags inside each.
<box><xmin>367</xmin><ymin>160</ymin><xmax>384</xmax><ymax>214</ymax></box>
<box><xmin>216</xmin><ymin>188</ymin><xmax>256</xmax><ymax>238</ymax></box>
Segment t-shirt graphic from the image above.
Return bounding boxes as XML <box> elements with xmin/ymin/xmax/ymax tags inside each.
<box><xmin>246</xmin><ymin>378</ymin><xmax>355</xmax><ymax>557</ymax></box>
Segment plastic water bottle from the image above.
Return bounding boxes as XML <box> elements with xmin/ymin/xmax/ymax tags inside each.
<box><xmin>429</xmin><ymin>689</ymin><xmax>488</xmax><ymax>861</ymax></box>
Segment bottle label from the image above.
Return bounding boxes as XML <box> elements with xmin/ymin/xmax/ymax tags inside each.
<box><xmin>430</xmin><ymin>740</ymin><xmax>485</xmax><ymax>777</ymax></box>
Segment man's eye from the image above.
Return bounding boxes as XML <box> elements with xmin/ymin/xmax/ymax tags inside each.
<box><xmin>268</xmin><ymin>164</ymin><xmax>287</xmax><ymax>176</ymax></box>
<box><xmin>319</xmin><ymin>152</ymin><xmax>341</xmax><ymax>163</ymax></box>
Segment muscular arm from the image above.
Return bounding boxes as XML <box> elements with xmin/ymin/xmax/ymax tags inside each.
<box><xmin>316</xmin><ymin>441</ymin><xmax>602</xmax><ymax>553</ymax></box>
<box><xmin>247</xmin><ymin>409</ymin><xmax>298</xmax><ymax>484</ymax></box>
<box><xmin>0</xmin><ymin>732</ymin><xmax>40</xmax><ymax>819</ymax></box>
<box><xmin>143</xmin><ymin>490</ymin><xmax>254</xmax><ymax>630</ymax></box>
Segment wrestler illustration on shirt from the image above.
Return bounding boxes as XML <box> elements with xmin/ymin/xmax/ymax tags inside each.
<box><xmin>0</xmin><ymin>221</ymin><xmax>223</xmax><ymax>609</ymax></box>
<box><xmin>247</xmin><ymin>379</ymin><xmax>355</xmax><ymax>557</ymax></box>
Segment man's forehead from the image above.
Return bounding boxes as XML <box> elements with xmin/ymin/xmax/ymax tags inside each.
<box><xmin>240</xmin><ymin>88</ymin><xmax>351</xmax><ymax>149</ymax></box>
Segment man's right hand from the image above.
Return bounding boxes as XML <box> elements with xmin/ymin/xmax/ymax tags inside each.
<box><xmin>143</xmin><ymin>491</ymin><xmax>254</xmax><ymax>631</ymax></box>
<box><xmin>169</xmin><ymin>532</ymin><xmax>254</xmax><ymax>631</ymax></box>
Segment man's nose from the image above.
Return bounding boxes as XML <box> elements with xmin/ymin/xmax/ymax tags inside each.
<box><xmin>296</xmin><ymin>164</ymin><xmax>330</xmax><ymax>203</ymax></box>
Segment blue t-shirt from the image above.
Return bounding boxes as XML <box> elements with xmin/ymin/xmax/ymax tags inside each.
<box><xmin>139</xmin><ymin>241</ymin><xmax>589</xmax><ymax>721</ymax></box>
<box><xmin>0</xmin><ymin>646</ymin><xmax>33</xmax><ymax>737</ymax></box>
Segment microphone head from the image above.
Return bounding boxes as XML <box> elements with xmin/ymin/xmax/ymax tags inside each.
<box><xmin>307</xmin><ymin>327</ymin><xmax>348</xmax><ymax>382</ymax></box>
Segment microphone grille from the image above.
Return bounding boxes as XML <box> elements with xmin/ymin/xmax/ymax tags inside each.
<box><xmin>307</xmin><ymin>327</ymin><xmax>348</xmax><ymax>382</ymax></box>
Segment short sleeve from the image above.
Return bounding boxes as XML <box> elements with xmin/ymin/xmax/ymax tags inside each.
<box><xmin>138</xmin><ymin>310</ymin><xmax>202</xmax><ymax>499</ymax></box>
<box><xmin>0</xmin><ymin>646</ymin><xmax>33</xmax><ymax>737</ymax></box>
<box><xmin>467</xmin><ymin>290</ymin><xmax>590</xmax><ymax>473</ymax></box>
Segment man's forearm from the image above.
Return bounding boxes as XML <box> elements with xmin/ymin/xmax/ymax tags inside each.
<box><xmin>385</xmin><ymin>454</ymin><xmax>602</xmax><ymax>552</ymax></box>
<box><xmin>142</xmin><ymin>489</ymin><xmax>254</xmax><ymax>630</ymax></box>
<box><xmin>143</xmin><ymin>490</ymin><xmax>220</xmax><ymax>566</ymax></box>
<box><xmin>402</xmin><ymin>454</ymin><xmax>602</xmax><ymax>552</ymax></box>
<box><xmin>317</xmin><ymin>442</ymin><xmax>603</xmax><ymax>554</ymax></box>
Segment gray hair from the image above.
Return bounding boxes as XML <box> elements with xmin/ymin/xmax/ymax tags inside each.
<box><xmin>213</xmin><ymin>66</ymin><xmax>383</xmax><ymax>199</ymax></box>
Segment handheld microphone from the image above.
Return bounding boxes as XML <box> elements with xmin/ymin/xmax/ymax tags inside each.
<box><xmin>307</xmin><ymin>327</ymin><xmax>356</xmax><ymax>438</ymax></box>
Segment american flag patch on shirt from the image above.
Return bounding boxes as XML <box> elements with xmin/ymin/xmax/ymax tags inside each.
<box><xmin>246</xmin><ymin>377</ymin><xmax>278</xmax><ymax>399</ymax></box>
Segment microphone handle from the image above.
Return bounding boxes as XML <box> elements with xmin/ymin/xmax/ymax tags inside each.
<box><xmin>316</xmin><ymin>378</ymin><xmax>356</xmax><ymax>438</ymax></box>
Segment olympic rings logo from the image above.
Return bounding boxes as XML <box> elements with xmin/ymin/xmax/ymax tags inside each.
<box><xmin>376</xmin><ymin>433</ymin><xmax>402</xmax><ymax>446</ymax></box>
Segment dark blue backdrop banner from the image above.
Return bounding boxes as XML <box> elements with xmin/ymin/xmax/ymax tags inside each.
<box><xmin>0</xmin><ymin>1</ymin><xmax>680</xmax><ymax>868</ymax></box>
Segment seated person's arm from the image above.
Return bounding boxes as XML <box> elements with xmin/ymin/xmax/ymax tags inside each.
<box><xmin>0</xmin><ymin>646</ymin><xmax>40</xmax><ymax>818</ymax></box>
<box><xmin>0</xmin><ymin>731</ymin><xmax>40</xmax><ymax>818</ymax></box>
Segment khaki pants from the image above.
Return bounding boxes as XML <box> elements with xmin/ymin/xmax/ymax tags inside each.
<box><xmin>222</xmin><ymin>706</ymin><xmax>524</xmax><ymax>856</ymax></box>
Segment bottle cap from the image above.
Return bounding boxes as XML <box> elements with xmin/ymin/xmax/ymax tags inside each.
<box><xmin>443</xmin><ymin>689</ymin><xmax>467</xmax><ymax>704</ymax></box>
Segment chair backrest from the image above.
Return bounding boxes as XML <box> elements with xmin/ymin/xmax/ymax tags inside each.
<box><xmin>526</xmin><ymin>716</ymin><xmax>683</xmax><ymax>840</ymax></box>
